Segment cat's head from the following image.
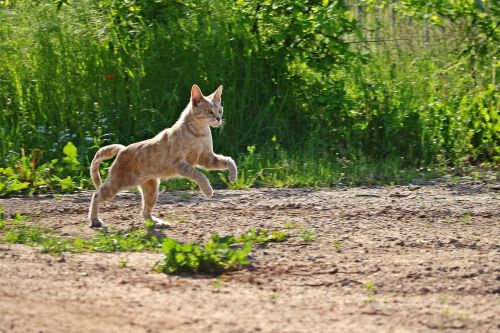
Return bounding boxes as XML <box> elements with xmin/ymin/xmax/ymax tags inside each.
<box><xmin>190</xmin><ymin>84</ymin><xmax>224</xmax><ymax>128</ymax></box>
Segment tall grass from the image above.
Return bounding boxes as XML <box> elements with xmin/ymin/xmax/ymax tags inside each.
<box><xmin>0</xmin><ymin>0</ymin><xmax>497</xmax><ymax>192</ymax></box>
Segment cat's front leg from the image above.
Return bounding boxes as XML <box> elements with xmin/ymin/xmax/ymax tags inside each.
<box><xmin>226</xmin><ymin>156</ymin><xmax>238</xmax><ymax>183</ymax></box>
<box><xmin>199</xmin><ymin>153</ymin><xmax>238</xmax><ymax>183</ymax></box>
<box><xmin>173</xmin><ymin>160</ymin><xmax>213</xmax><ymax>198</ymax></box>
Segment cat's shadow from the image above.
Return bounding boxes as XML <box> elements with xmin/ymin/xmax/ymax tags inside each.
<box><xmin>91</xmin><ymin>225</ymin><xmax>168</xmax><ymax>240</ymax></box>
<box><xmin>145</xmin><ymin>227</ymin><xmax>168</xmax><ymax>239</ymax></box>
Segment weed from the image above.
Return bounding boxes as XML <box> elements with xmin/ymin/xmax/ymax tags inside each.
<box><xmin>283</xmin><ymin>220</ymin><xmax>300</xmax><ymax>229</ymax></box>
<box><xmin>363</xmin><ymin>281</ymin><xmax>377</xmax><ymax>304</ymax></box>
<box><xmin>331</xmin><ymin>240</ymin><xmax>343</xmax><ymax>250</ymax></box>
<box><xmin>462</xmin><ymin>213</ymin><xmax>472</xmax><ymax>224</ymax></box>
<box><xmin>269</xmin><ymin>293</ymin><xmax>279</xmax><ymax>301</ymax></box>
<box><xmin>298</xmin><ymin>230</ymin><xmax>317</xmax><ymax>242</ymax></box>
<box><xmin>153</xmin><ymin>235</ymin><xmax>252</xmax><ymax>275</ymax></box>
<box><xmin>155</xmin><ymin>229</ymin><xmax>288</xmax><ymax>275</ymax></box>
<box><xmin>118</xmin><ymin>257</ymin><xmax>129</xmax><ymax>268</ymax></box>
<box><xmin>236</xmin><ymin>228</ymin><xmax>288</xmax><ymax>244</ymax></box>
<box><xmin>442</xmin><ymin>217</ymin><xmax>453</xmax><ymax>224</ymax></box>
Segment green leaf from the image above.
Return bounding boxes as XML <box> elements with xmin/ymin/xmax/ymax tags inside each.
<box><xmin>62</xmin><ymin>142</ymin><xmax>79</xmax><ymax>168</ymax></box>
<box><xmin>8</xmin><ymin>181</ymin><xmax>30</xmax><ymax>192</ymax></box>
<box><xmin>59</xmin><ymin>176</ymin><xmax>75</xmax><ymax>191</ymax></box>
<box><xmin>63</xmin><ymin>142</ymin><xmax>78</xmax><ymax>158</ymax></box>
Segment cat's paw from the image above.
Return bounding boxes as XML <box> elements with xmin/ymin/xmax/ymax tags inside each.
<box><xmin>201</xmin><ymin>184</ymin><xmax>213</xmax><ymax>198</ymax></box>
<box><xmin>229</xmin><ymin>162</ymin><xmax>238</xmax><ymax>183</ymax></box>
<box><xmin>90</xmin><ymin>218</ymin><xmax>103</xmax><ymax>228</ymax></box>
<box><xmin>148</xmin><ymin>216</ymin><xmax>171</xmax><ymax>229</ymax></box>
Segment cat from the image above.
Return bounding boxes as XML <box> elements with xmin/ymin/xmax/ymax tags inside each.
<box><xmin>88</xmin><ymin>84</ymin><xmax>237</xmax><ymax>228</ymax></box>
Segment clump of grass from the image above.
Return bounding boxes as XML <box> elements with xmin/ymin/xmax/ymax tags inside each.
<box><xmin>331</xmin><ymin>240</ymin><xmax>343</xmax><ymax>251</ymax></box>
<box><xmin>283</xmin><ymin>220</ymin><xmax>300</xmax><ymax>229</ymax></box>
<box><xmin>118</xmin><ymin>257</ymin><xmax>129</xmax><ymax>268</ymax></box>
<box><xmin>298</xmin><ymin>230</ymin><xmax>318</xmax><ymax>242</ymax></box>
<box><xmin>363</xmin><ymin>281</ymin><xmax>377</xmax><ymax>304</ymax></box>
<box><xmin>236</xmin><ymin>228</ymin><xmax>288</xmax><ymax>244</ymax></box>
<box><xmin>0</xmin><ymin>216</ymin><xmax>162</xmax><ymax>254</ymax></box>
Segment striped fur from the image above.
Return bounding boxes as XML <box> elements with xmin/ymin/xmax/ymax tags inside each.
<box><xmin>90</xmin><ymin>144</ymin><xmax>125</xmax><ymax>188</ymax></box>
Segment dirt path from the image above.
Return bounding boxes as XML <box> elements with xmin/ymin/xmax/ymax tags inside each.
<box><xmin>0</xmin><ymin>183</ymin><xmax>499</xmax><ymax>333</ymax></box>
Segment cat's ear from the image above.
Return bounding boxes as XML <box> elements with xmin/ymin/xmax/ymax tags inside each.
<box><xmin>191</xmin><ymin>84</ymin><xmax>204</xmax><ymax>107</ymax></box>
<box><xmin>213</xmin><ymin>85</ymin><xmax>223</xmax><ymax>103</ymax></box>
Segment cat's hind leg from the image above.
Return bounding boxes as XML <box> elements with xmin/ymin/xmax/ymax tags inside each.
<box><xmin>88</xmin><ymin>181</ymin><xmax>120</xmax><ymax>228</ymax></box>
<box><xmin>139</xmin><ymin>178</ymin><xmax>170</xmax><ymax>228</ymax></box>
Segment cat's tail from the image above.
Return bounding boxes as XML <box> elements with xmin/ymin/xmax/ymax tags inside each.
<box><xmin>90</xmin><ymin>144</ymin><xmax>125</xmax><ymax>188</ymax></box>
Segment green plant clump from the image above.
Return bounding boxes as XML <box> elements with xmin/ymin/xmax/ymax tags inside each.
<box><xmin>154</xmin><ymin>235</ymin><xmax>253</xmax><ymax>275</ymax></box>
<box><xmin>155</xmin><ymin>229</ymin><xmax>289</xmax><ymax>275</ymax></box>
<box><xmin>0</xmin><ymin>216</ymin><xmax>162</xmax><ymax>254</ymax></box>
<box><xmin>0</xmin><ymin>142</ymin><xmax>86</xmax><ymax>196</ymax></box>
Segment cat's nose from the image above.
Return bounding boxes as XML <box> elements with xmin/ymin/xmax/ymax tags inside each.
<box><xmin>215</xmin><ymin>116</ymin><xmax>221</xmax><ymax>122</ymax></box>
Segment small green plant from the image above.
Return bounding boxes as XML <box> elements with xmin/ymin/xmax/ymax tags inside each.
<box><xmin>462</xmin><ymin>213</ymin><xmax>471</xmax><ymax>224</ymax></box>
<box><xmin>283</xmin><ymin>220</ymin><xmax>299</xmax><ymax>229</ymax></box>
<box><xmin>154</xmin><ymin>235</ymin><xmax>252</xmax><ymax>275</ymax></box>
<box><xmin>236</xmin><ymin>228</ymin><xmax>288</xmax><ymax>244</ymax></box>
<box><xmin>118</xmin><ymin>257</ymin><xmax>129</xmax><ymax>268</ymax></box>
<box><xmin>269</xmin><ymin>293</ymin><xmax>279</xmax><ymax>301</ymax></box>
<box><xmin>331</xmin><ymin>240</ymin><xmax>343</xmax><ymax>250</ymax></box>
<box><xmin>442</xmin><ymin>217</ymin><xmax>453</xmax><ymax>223</ymax></box>
<box><xmin>298</xmin><ymin>230</ymin><xmax>317</xmax><ymax>242</ymax></box>
<box><xmin>363</xmin><ymin>281</ymin><xmax>377</xmax><ymax>303</ymax></box>
<box><xmin>153</xmin><ymin>228</ymin><xmax>289</xmax><ymax>275</ymax></box>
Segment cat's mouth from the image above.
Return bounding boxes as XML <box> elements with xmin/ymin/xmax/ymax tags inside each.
<box><xmin>210</xmin><ymin>119</ymin><xmax>222</xmax><ymax>128</ymax></box>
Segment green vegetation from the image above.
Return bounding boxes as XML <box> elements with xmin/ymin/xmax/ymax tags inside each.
<box><xmin>154</xmin><ymin>228</ymin><xmax>288</xmax><ymax>274</ymax></box>
<box><xmin>363</xmin><ymin>280</ymin><xmax>378</xmax><ymax>303</ymax></box>
<box><xmin>331</xmin><ymin>239</ymin><xmax>343</xmax><ymax>250</ymax></box>
<box><xmin>0</xmin><ymin>0</ymin><xmax>498</xmax><ymax>195</ymax></box>
<box><xmin>154</xmin><ymin>235</ymin><xmax>253</xmax><ymax>275</ymax></box>
<box><xmin>0</xmin><ymin>212</ymin><xmax>288</xmax><ymax>275</ymax></box>
<box><xmin>298</xmin><ymin>229</ymin><xmax>318</xmax><ymax>242</ymax></box>
<box><xmin>0</xmin><ymin>214</ymin><xmax>162</xmax><ymax>253</ymax></box>
<box><xmin>0</xmin><ymin>142</ymin><xmax>87</xmax><ymax>196</ymax></box>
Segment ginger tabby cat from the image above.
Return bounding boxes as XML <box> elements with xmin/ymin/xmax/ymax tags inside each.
<box><xmin>88</xmin><ymin>84</ymin><xmax>237</xmax><ymax>228</ymax></box>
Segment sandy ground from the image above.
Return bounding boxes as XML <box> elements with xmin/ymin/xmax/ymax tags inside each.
<box><xmin>0</xmin><ymin>183</ymin><xmax>499</xmax><ymax>333</ymax></box>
